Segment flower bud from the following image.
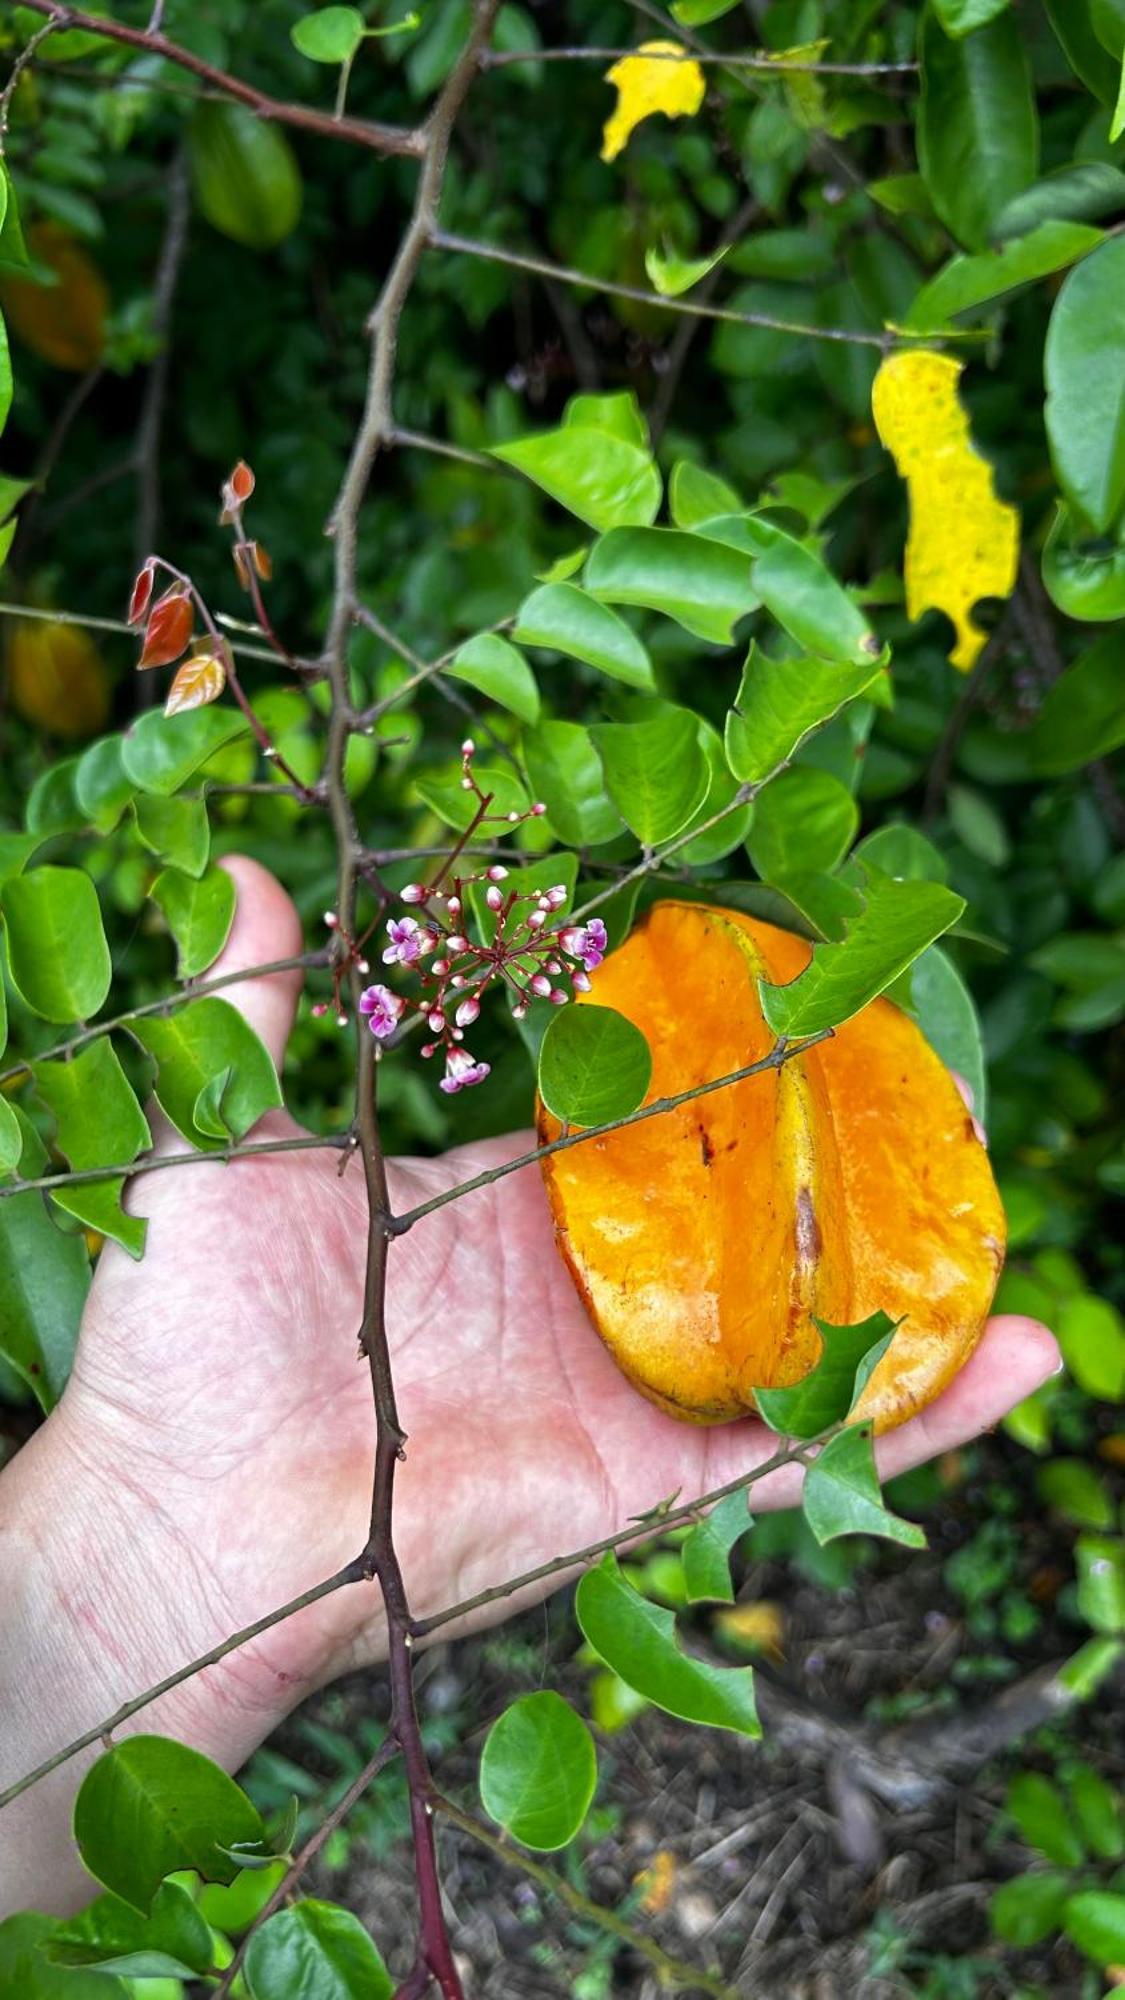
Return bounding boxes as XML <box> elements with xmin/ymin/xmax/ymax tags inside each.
<box><xmin>428</xmin><ymin>1010</ymin><xmax>445</xmax><ymax>1033</ymax></box>
<box><xmin>461</xmin><ymin>739</ymin><xmax>475</xmax><ymax>756</ymax></box>
<box><xmin>550</xmin><ymin>988</ymin><xmax>567</xmax><ymax>1006</ymax></box>
<box><xmin>531</xmin><ymin>973</ymin><xmax>551</xmax><ymax>998</ymax></box>
<box><xmin>401</xmin><ymin>883</ymin><xmax>426</xmax><ymax>904</ymax></box>
<box><xmin>455</xmin><ymin>996</ymin><xmax>480</xmax><ymax>1027</ymax></box>
<box><xmin>486</xmin><ymin>884</ymin><xmax>503</xmax><ymax>911</ymax></box>
<box><xmin>487</xmin><ymin>865</ymin><xmax>508</xmax><ymax>882</ymax></box>
<box><xmin>526</xmin><ymin>908</ymin><xmax>546</xmax><ymax>929</ymax></box>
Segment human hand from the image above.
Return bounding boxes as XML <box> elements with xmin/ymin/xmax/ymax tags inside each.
<box><xmin>0</xmin><ymin>857</ymin><xmax>1057</xmax><ymax>1912</ymax></box>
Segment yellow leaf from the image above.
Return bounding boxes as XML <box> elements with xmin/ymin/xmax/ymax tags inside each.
<box><xmin>713</xmin><ymin>1600</ymin><xmax>785</xmax><ymax>1661</ymax></box>
<box><xmin>601</xmin><ymin>42</ymin><xmax>705</xmax><ymax>164</ymax></box>
<box><xmin>634</xmin><ymin>1848</ymin><xmax>678</xmax><ymax>1915</ymax></box>
<box><xmin>871</xmin><ymin>349</ymin><xmax>1019</xmax><ymax>673</ymax></box>
<box><xmin>6</xmin><ymin>618</ymin><xmax>111</xmax><ymax>738</ymax></box>
<box><xmin>164</xmin><ymin>647</ymin><xmax>227</xmax><ymax>717</ymax></box>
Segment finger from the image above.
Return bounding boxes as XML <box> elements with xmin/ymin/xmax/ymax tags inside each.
<box><xmin>209</xmin><ymin>855</ymin><xmax>306</xmax><ymax>1069</ymax></box>
<box><xmin>874</xmin><ymin>1314</ymin><xmax>1060</xmax><ymax>1482</ymax></box>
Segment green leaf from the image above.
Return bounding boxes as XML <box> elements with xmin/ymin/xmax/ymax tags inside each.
<box><xmin>74</xmin><ymin>1737</ymin><xmax>264</xmax><ymax>1912</ymax></box>
<box><xmin>759</xmin><ymin>867</ymin><xmax>965</xmax><ymax>1039</ymax></box>
<box><xmin>414</xmin><ymin>763</ymin><xmax>528</xmax><ymax>831</ymax></box>
<box><xmin>0</xmin><ymin>1914</ymin><xmax>128</xmax><ymax>1999</ymax></box>
<box><xmin>932</xmin><ymin>0</ymin><xmax>1009</xmax><ymax>30</ymax></box>
<box><xmin>724</xmin><ymin>643</ymin><xmax>883</xmax><ymax>785</ymax></box>
<box><xmin>26</xmin><ymin>757</ymin><xmax>83</xmax><ymax>835</ymax></box>
<box><xmin>1044</xmin><ymin>236</ymin><xmax>1125</xmax><ymax>531</ymax></box>
<box><xmin>1041</xmin><ymin>502</ymin><xmax>1125</xmax><ymax>622</ymax></box>
<box><xmin>671</xmin><ymin>0</ymin><xmax>740</xmax><ymax>26</ymax></box>
<box><xmin>522</xmin><ymin>720</ymin><xmax>623</xmax><ymax>847</ymax></box>
<box><xmin>291</xmin><ymin>6</ymin><xmax>366</xmax><ymax>62</ymax></box>
<box><xmin>1064</xmin><ymin>1891</ymin><xmax>1125</xmax><ymax>1967</ymax></box>
<box><xmin>576</xmin><ymin>1554</ymin><xmax>760</xmax><ymax>1736</ymax></box>
<box><xmin>668</xmin><ymin>460</ymin><xmax>742</xmax><ymax>528</ymax></box>
<box><xmin>445</xmin><ymin>634</ymin><xmax>540</xmax><ymax>725</ymax></box>
<box><xmin>2</xmin><ymin>866</ymin><xmax>112</xmax><ymax>1022</ymax></box>
<box><xmin>1075</xmin><ymin>1534</ymin><xmax>1125</xmax><ymax>1633</ymax></box>
<box><xmin>190</xmin><ymin>102</ymin><xmax>303</xmax><ymax>250</ymax></box>
<box><xmin>122</xmin><ymin>707</ymin><xmax>250</xmax><ymax>796</ymax></box>
<box><xmin>903</xmin><ymin>221</ymin><xmax>1103</xmax><ymax>329</ymax></box>
<box><xmin>1025</xmin><ymin>632</ymin><xmax>1125</xmax><ymax>775</ymax></box>
<box><xmin>747</xmin><ymin>767</ymin><xmax>858</xmax><ymax>881</ymax></box>
<box><xmin>564</xmin><ymin>391</ymin><xmax>647</xmax><ymax>445</ymax></box>
<box><xmin>589</xmin><ymin>707</ymin><xmax>709</xmax><ymax>846</ymax></box>
<box><xmin>133</xmin><ymin>792</ymin><xmax>211</xmax><ymax>878</ymax></box>
<box><xmin>49</xmin><ymin>1881</ymin><xmax>214</xmax><ymax>1980</ymax></box>
<box><xmin>676</xmin><ymin>720</ymin><xmax>754</xmax><ymax>866</ymax></box>
<box><xmin>803</xmin><ymin>1425</ymin><xmax>927</xmax><ymax>1547</ymax></box>
<box><xmin>0</xmin><ymin>1096</ymin><xmax>19</xmax><ymax>1173</ymax></box>
<box><xmin>1036</xmin><ymin>1458</ymin><xmax>1114</xmax><ymax>1529</ymax></box>
<box><xmin>128</xmin><ymin>998</ymin><xmax>282</xmax><ymax>1149</ymax></box>
<box><xmin>747</xmin><ymin>532</ymin><xmax>882</xmax><ymax>667</ymax></box>
<box><xmin>1114</xmin><ymin>45</ymin><xmax>1125</xmax><ymax>140</ymax></box>
<box><xmin>644</xmin><ymin>242</ymin><xmax>727</xmax><ymax>296</ymax></box>
<box><xmin>681</xmin><ymin>1491</ymin><xmax>752</xmax><ymax>1604</ymax></box>
<box><xmin>1045</xmin><ymin>0</ymin><xmax>1121</xmax><ymax>100</ymax></box>
<box><xmin>75</xmin><ymin>735</ymin><xmax>136</xmax><ymax>831</ymax></box>
<box><xmin>0</xmin><ymin>830</ymin><xmax>44</xmax><ymax>883</ymax></box>
<box><xmin>755</xmin><ymin>1312</ymin><xmax>898</xmax><ymax>1439</ymax></box>
<box><xmin>1007</xmin><ymin>1771</ymin><xmax>1086</xmax><ymax>1865</ymax></box>
<box><xmin>0</xmin><ymin>1113</ymin><xmax>89</xmax><ymax>1409</ymax></box>
<box><xmin>151</xmin><ymin>865</ymin><xmax>237</xmax><ymax>980</ymax></box>
<box><xmin>853</xmin><ymin>823</ymin><xmax>949</xmax><ymax>883</ymax></box>
<box><xmin>243</xmin><ymin>1900</ymin><xmax>393</xmax><ymax>2000</ymax></box>
<box><xmin>514</xmin><ymin>582</ymin><xmax>654</xmax><ymax>689</ymax></box>
<box><xmin>990</xmin><ymin>1873</ymin><xmax>1071</xmax><ymax>1947</ymax></box>
<box><xmin>891</xmin><ymin>945</ymin><xmax>987</xmax><ymax>1127</ymax></box>
<box><xmin>1067</xmin><ymin>1765</ymin><xmax>1125</xmax><ymax>1860</ymax></box>
<box><xmin>1058</xmin><ymin>1295</ymin><xmax>1125</xmax><ymax>1401</ymax></box>
<box><xmin>918</xmin><ymin>9</ymin><xmax>1038</xmax><ymax>251</ymax></box>
<box><xmin>193</xmin><ymin>1065</ymin><xmax>236</xmax><ymax>1142</ymax></box>
<box><xmin>32</xmin><ymin>1038</ymin><xmax>151</xmax><ymax>1259</ymax></box>
<box><xmin>992</xmin><ymin>162</ymin><xmax>1125</xmax><ymax>238</ymax></box>
<box><xmin>479</xmin><ymin>1692</ymin><xmax>597</xmax><ymax>1851</ymax></box>
<box><xmin>585</xmin><ymin>526</ymin><xmax>759</xmax><ymax>645</ymax></box>
<box><xmin>492</xmin><ymin>425</ymin><xmax>661</xmax><ymax>533</ymax></box>
<box><xmin>538</xmin><ymin>1004</ymin><xmax>652</xmax><ymax>1125</ymax></box>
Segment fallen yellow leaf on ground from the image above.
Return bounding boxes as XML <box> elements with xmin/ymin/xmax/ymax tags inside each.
<box><xmin>602</xmin><ymin>42</ymin><xmax>705</xmax><ymax>163</ymax></box>
<box><xmin>635</xmin><ymin>1847</ymin><xmax>678</xmax><ymax>1914</ymax></box>
<box><xmin>714</xmin><ymin>1601</ymin><xmax>785</xmax><ymax>1662</ymax></box>
<box><xmin>871</xmin><ymin>349</ymin><xmax>1019</xmax><ymax>672</ymax></box>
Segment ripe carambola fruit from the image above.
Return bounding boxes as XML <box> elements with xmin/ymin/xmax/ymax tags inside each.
<box><xmin>537</xmin><ymin>902</ymin><xmax>1005</xmax><ymax>1432</ymax></box>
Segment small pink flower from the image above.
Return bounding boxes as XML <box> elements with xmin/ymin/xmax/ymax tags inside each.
<box><xmin>383</xmin><ymin>916</ymin><xmax>423</xmax><ymax>966</ymax></box>
<box><xmin>560</xmin><ymin>919</ymin><xmax>607</xmax><ymax>972</ymax></box>
<box><xmin>359</xmin><ymin>983</ymin><xmax>405</xmax><ymax>1040</ymax></box>
<box><xmin>542</xmin><ymin>884</ymin><xmax>568</xmax><ymax>911</ymax></box>
<box><xmin>440</xmin><ymin>1047</ymin><xmax>491</xmax><ymax>1094</ymax></box>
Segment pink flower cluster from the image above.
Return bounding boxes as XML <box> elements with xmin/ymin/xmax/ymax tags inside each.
<box><xmin>356</xmin><ymin>875</ymin><xmax>608</xmax><ymax>1095</ymax></box>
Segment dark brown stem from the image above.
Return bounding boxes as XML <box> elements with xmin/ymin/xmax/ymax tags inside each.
<box><xmin>16</xmin><ymin>0</ymin><xmax>423</xmax><ymax>158</ymax></box>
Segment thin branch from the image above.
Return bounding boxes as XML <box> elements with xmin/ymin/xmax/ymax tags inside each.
<box><xmin>482</xmin><ymin>44</ymin><xmax>917</xmax><ymax>75</ymax></box>
<box><xmin>436</xmin><ymin>1797</ymin><xmax>739</xmax><ymax>1999</ymax></box>
<box><xmin>416</xmin><ymin>1428</ymin><xmax>822</xmax><ymax>1639</ymax></box>
<box><xmin>0</xmin><ymin>13</ymin><xmax>61</xmax><ymax>141</ymax></box>
<box><xmin>0</xmin><ymin>1133</ymin><xmax>353</xmax><ymax>1200</ymax></box>
<box><xmin>0</xmin><ymin>598</ymin><xmax>293</xmax><ymax>670</ymax></box>
<box><xmin>387</xmin><ymin>427</ymin><xmax>499</xmax><ymax>470</ymax></box>
<box><xmin>16</xmin><ymin>0</ymin><xmax>424</xmax><ymax>158</ymax></box>
<box><xmin>0</xmin><ymin>951</ymin><xmax>327</xmax><ymax>1087</ymax></box>
<box><xmin>214</xmin><ymin>1736</ymin><xmax>401</xmax><ymax>1999</ymax></box>
<box><xmin>0</xmin><ymin>1562</ymin><xmax>365</xmax><ymax>1811</ymax></box>
<box><xmin>430</xmin><ymin>229</ymin><xmax>891</xmax><ymax>347</ymax></box>
<box><xmin>390</xmin><ymin>1031</ymin><xmax>829</xmax><ymax>1234</ymax></box>
<box><xmin>317</xmin><ymin>7</ymin><xmax>501</xmax><ymax>1992</ymax></box>
<box><xmin>134</xmin><ymin>145</ymin><xmax>191</xmax><ymax>573</ymax></box>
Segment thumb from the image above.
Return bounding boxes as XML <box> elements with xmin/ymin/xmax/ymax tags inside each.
<box><xmin>207</xmin><ymin>855</ymin><xmax>305</xmax><ymax>1070</ymax></box>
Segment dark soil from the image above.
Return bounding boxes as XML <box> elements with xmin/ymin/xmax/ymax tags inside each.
<box><xmin>248</xmin><ymin>1431</ymin><xmax>1125</xmax><ymax>1999</ymax></box>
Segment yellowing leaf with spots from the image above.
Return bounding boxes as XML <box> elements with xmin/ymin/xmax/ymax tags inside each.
<box><xmin>871</xmin><ymin>349</ymin><xmax>1019</xmax><ymax>673</ymax></box>
<box><xmin>601</xmin><ymin>42</ymin><xmax>705</xmax><ymax>163</ymax></box>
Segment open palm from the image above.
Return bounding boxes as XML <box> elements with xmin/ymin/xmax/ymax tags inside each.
<box><xmin>53</xmin><ymin>858</ymin><xmax>1056</xmax><ymax>1757</ymax></box>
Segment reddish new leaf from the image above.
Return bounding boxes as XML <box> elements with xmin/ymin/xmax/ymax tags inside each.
<box><xmin>127</xmin><ymin>563</ymin><xmax>155</xmax><ymax>626</ymax></box>
<box><xmin>164</xmin><ymin>647</ymin><xmax>227</xmax><ymax>717</ymax></box>
<box><xmin>230</xmin><ymin>460</ymin><xmax>255</xmax><ymax>502</ymax></box>
<box><xmin>139</xmin><ymin>587</ymin><xmax>194</xmax><ymax>670</ymax></box>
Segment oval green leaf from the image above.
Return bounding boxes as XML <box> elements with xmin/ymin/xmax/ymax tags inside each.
<box><xmin>243</xmin><ymin>1900</ymin><xmax>393</xmax><ymax>2000</ymax></box>
<box><xmin>74</xmin><ymin>1737</ymin><xmax>264</xmax><ymax>1912</ymax></box>
<box><xmin>2</xmin><ymin>865</ymin><xmax>111</xmax><ymax>1022</ymax></box>
<box><xmin>538</xmin><ymin>1004</ymin><xmax>651</xmax><ymax>1125</ymax></box>
<box><xmin>576</xmin><ymin>1554</ymin><xmax>760</xmax><ymax>1736</ymax></box>
<box><xmin>480</xmin><ymin>1692</ymin><xmax>597</xmax><ymax>1851</ymax></box>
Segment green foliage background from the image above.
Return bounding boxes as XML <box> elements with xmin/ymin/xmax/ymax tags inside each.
<box><xmin>0</xmin><ymin>0</ymin><xmax>1124</xmax><ymax>1987</ymax></box>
